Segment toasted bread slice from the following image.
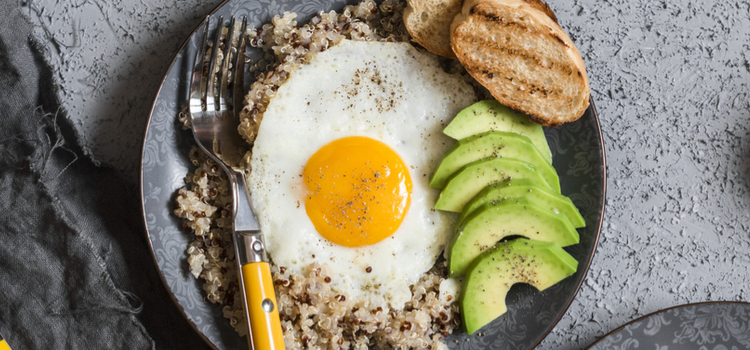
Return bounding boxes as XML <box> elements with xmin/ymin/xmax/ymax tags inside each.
<box><xmin>450</xmin><ymin>0</ymin><xmax>590</xmax><ymax>126</ymax></box>
<box><xmin>404</xmin><ymin>0</ymin><xmax>462</xmax><ymax>58</ymax></box>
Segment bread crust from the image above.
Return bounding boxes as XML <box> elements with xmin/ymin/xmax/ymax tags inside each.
<box><xmin>450</xmin><ymin>0</ymin><xmax>590</xmax><ymax>126</ymax></box>
<box><xmin>404</xmin><ymin>0</ymin><xmax>462</xmax><ymax>58</ymax></box>
<box><xmin>520</xmin><ymin>0</ymin><xmax>557</xmax><ymax>23</ymax></box>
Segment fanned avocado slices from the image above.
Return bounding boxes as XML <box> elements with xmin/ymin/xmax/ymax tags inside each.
<box><xmin>434</xmin><ymin>99</ymin><xmax>584</xmax><ymax>336</ymax></box>
<box><xmin>461</xmin><ymin>238</ymin><xmax>578</xmax><ymax>334</ymax></box>
<box><xmin>430</xmin><ymin>131</ymin><xmax>556</xmax><ymax>189</ymax></box>
<box><xmin>435</xmin><ymin>157</ymin><xmax>560</xmax><ymax>212</ymax></box>
<box><xmin>448</xmin><ymin>197</ymin><xmax>579</xmax><ymax>277</ymax></box>
<box><xmin>443</xmin><ymin>100</ymin><xmax>553</xmax><ymax>164</ymax></box>
<box><xmin>458</xmin><ymin>179</ymin><xmax>586</xmax><ymax>228</ymax></box>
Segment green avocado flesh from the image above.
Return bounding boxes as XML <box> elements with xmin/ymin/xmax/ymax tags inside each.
<box><xmin>458</xmin><ymin>179</ymin><xmax>586</xmax><ymax>228</ymax></box>
<box><xmin>461</xmin><ymin>238</ymin><xmax>578</xmax><ymax>334</ymax></box>
<box><xmin>434</xmin><ymin>157</ymin><xmax>559</xmax><ymax>212</ymax></box>
<box><xmin>443</xmin><ymin>100</ymin><xmax>553</xmax><ymax>164</ymax></box>
<box><xmin>448</xmin><ymin>198</ymin><xmax>579</xmax><ymax>277</ymax></box>
<box><xmin>429</xmin><ymin>131</ymin><xmax>557</xmax><ymax>189</ymax></box>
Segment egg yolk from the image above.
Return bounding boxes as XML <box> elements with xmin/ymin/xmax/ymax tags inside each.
<box><xmin>303</xmin><ymin>136</ymin><xmax>412</xmax><ymax>247</ymax></box>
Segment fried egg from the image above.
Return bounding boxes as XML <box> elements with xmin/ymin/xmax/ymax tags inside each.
<box><xmin>248</xmin><ymin>39</ymin><xmax>476</xmax><ymax>309</ymax></box>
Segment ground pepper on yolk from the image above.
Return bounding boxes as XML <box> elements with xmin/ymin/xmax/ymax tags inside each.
<box><xmin>303</xmin><ymin>136</ymin><xmax>412</xmax><ymax>247</ymax></box>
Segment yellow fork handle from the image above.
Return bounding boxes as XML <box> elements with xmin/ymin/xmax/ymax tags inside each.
<box><xmin>241</xmin><ymin>262</ymin><xmax>285</xmax><ymax>350</ymax></box>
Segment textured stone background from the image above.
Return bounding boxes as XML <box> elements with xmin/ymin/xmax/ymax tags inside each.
<box><xmin>19</xmin><ymin>0</ymin><xmax>750</xmax><ymax>348</ymax></box>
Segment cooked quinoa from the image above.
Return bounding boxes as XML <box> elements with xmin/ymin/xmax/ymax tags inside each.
<box><xmin>274</xmin><ymin>263</ymin><xmax>458</xmax><ymax>350</ymax></box>
<box><xmin>175</xmin><ymin>148</ymin><xmax>461</xmax><ymax>348</ymax></box>
<box><xmin>175</xmin><ymin>1</ymin><xmax>464</xmax><ymax>348</ymax></box>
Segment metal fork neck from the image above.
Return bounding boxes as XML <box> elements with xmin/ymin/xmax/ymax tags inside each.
<box><xmin>234</xmin><ymin>232</ymin><xmax>267</xmax><ymax>264</ymax></box>
<box><xmin>228</xmin><ymin>170</ymin><xmax>260</xmax><ymax>232</ymax></box>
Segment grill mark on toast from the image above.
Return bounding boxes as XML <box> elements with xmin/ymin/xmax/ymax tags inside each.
<box><xmin>471</xmin><ymin>65</ymin><xmax>566</xmax><ymax>127</ymax></box>
<box><xmin>551</xmin><ymin>33</ymin><xmax>569</xmax><ymax>47</ymax></box>
<box><xmin>469</xmin><ymin>1</ymin><xmax>559</xmax><ymax>25</ymax></box>
<box><xmin>455</xmin><ymin>19</ymin><xmax>577</xmax><ymax>77</ymax></box>
<box><xmin>471</xmin><ymin>7</ymin><xmax>530</xmax><ymax>31</ymax></box>
<box><xmin>462</xmin><ymin>60</ymin><xmax>558</xmax><ymax>98</ymax></box>
<box><xmin>469</xmin><ymin>61</ymin><xmax>573</xmax><ymax>127</ymax></box>
<box><xmin>472</xmin><ymin>36</ymin><xmax>574</xmax><ymax>76</ymax></box>
<box><xmin>455</xmin><ymin>2</ymin><xmax>589</xmax><ymax>126</ymax></box>
<box><xmin>469</xmin><ymin>7</ymin><xmax>569</xmax><ymax>50</ymax></box>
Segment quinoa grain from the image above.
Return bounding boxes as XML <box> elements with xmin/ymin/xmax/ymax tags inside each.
<box><xmin>175</xmin><ymin>1</ymin><xmax>461</xmax><ymax>348</ymax></box>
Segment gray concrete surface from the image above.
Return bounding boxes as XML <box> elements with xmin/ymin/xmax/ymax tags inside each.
<box><xmin>21</xmin><ymin>0</ymin><xmax>750</xmax><ymax>348</ymax></box>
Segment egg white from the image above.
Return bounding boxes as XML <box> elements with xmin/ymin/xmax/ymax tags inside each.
<box><xmin>249</xmin><ymin>39</ymin><xmax>476</xmax><ymax>309</ymax></box>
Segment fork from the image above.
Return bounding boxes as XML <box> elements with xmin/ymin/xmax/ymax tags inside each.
<box><xmin>189</xmin><ymin>15</ymin><xmax>285</xmax><ymax>350</ymax></box>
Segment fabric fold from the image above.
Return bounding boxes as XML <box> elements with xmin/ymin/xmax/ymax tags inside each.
<box><xmin>0</xmin><ymin>0</ymin><xmax>210</xmax><ymax>349</ymax></box>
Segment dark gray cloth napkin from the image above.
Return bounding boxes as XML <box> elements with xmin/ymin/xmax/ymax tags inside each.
<box><xmin>0</xmin><ymin>1</ymin><xmax>211</xmax><ymax>349</ymax></box>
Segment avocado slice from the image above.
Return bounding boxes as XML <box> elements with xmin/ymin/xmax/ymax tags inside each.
<box><xmin>434</xmin><ymin>157</ymin><xmax>560</xmax><ymax>212</ymax></box>
<box><xmin>449</xmin><ymin>198</ymin><xmax>579</xmax><ymax>277</ymax></box>
<box><xmin>458</xmin><ymin>179</ymin><xmax>586</xmax><ymax>228</ymax></box>
<box><xmin>430</xmin><ymin>131</ymin><xmax>557</xmax><ymax>189</ymax></box>
<box><xmin>461</xmin><ymin>238</ymin><xmax>578</xmax><ymax>334</ymax></box>
<box><xmin>443</xmin><ymin>100</ymin><xmax>553</xmax><ymax>164</ymax></box>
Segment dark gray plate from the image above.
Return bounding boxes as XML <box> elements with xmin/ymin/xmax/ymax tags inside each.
<box><xmin>139</xmin><ymin>1</ymin><xmax>607</xmax><ymax>349</ymax></box>
<box><xmin>587</xmin><ymin>302</ymin><xmax>750</xmax><ymax>350</ymax></box>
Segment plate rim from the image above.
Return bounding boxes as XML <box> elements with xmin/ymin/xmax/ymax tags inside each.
<box><xmin>585</xmin><ymin>300</ymin><xmax>750</xmax><ymax>349</ymax></box>
<box><xmin>529</xmin><ymin>98</ymin><xmax>606</xmax><ymax>349</ymax></box>
<box><xmin>138</xmin><ymin>0</ymin><xmax>232</xmax><ymax>349</ymax></box>
<box><xmin>138</xmin><ymin>1</ymin><xmax>608</xmax><ymax>349</ymax></box>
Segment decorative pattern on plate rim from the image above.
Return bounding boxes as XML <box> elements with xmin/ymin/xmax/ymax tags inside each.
<box><xmin>588</xmin><ymin>301</ymin><xmax>750</xmax><ymax>350</ymax></box>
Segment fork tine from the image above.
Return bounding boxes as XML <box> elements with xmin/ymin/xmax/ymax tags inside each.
<box><xmin>206</xmin><ymin>15</ymin><xmax>224</xmax><ymax>112</ymax></box>
<box><xmin>233</xmin><ymin>17</ymin><xmax>248</xmax><ymax>114</ymax></box>
<box><xmin>189</xmin><ymin>16</ymin><xmax>210</xmax><ymax>115</ymax></box>
<box><xmin>219</xmin><ymin>17</ymin><xmax>238</xmax><ymax>111</ymax></box>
